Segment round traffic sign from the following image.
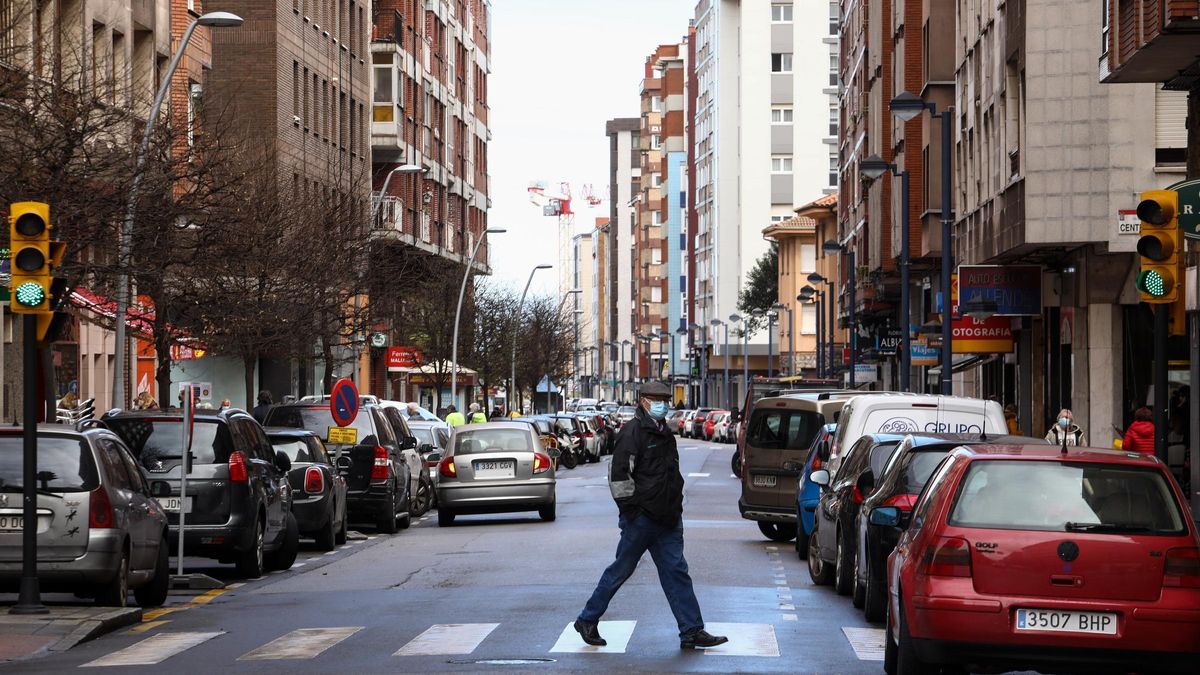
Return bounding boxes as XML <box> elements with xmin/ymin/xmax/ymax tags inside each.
<box><xmin>330</xmin><ymin>378</ymin><xmax>360</xmax><ymax>427</ymax></box>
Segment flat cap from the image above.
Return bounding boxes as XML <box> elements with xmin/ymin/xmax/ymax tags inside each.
<box><xmin>639</xmin><ymin>380</ymin><xmax>671</xmax><ymax>399</ymax></box>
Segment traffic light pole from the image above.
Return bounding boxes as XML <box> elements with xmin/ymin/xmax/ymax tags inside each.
<box><xmin>11</xmin><ymin>315</ymin><xmax>46</xmax><ymax>615</ymax></box>
<box><xmin>1154</xmin><ymin>304</ymin><xmax>1169</xmax><ymax>462</ymax></box>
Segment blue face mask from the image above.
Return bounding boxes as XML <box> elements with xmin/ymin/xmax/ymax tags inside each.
<box><xmin>648</xmin><ymin>401</ymin><xmax>669</xmax><ymax>420</ymax></box>
<box><xmin>1058</xmin><ymin>417</ymin><xmax>1070</xmax><ymax>428</ymax></box>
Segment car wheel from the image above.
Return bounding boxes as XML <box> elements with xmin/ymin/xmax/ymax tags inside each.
<box><xmin>730</xmin><ymin>451</ymin><xmax>742</xmax><ymax>478</ymax></box>
<box><xmin>851</xmin><ymin>545</ymin><xmax>867</xmax><ymax>608</ymax></box>
<box><xmin>807</xmin><ymin>522</ymin><xmax>835</xmax><ymax>586</ymax></box>
<box><xmin>397</xmin><ymin>510</ymin><xmax>411</xmax><ymax>530</ymax></box>
<box><xmin>757</xmin><ymin>521</ymin><xmax>797</xmax><ymax>542</ymax></box>
<box><xmin>560</xmin><ymin>450</ymin><xmax>577</xmax><ymax>470</ymax></box>
<box><xmin>835</xmin><ymin>527</ymin><xmax>854</xmax><ymax>596</ymax></box>
<box><xmin>334</xmin><ymin>505</ymin><xmax>348</xmax><ymax>546</ymax></box>
<box><xmin>538</xmin><ymin>501</ymin><xmax>556</xmax><ymax>522</ymax></box>
<box><xmin>266</xmin><ymin>513</ymin><xmax>299</xmax><ymax>571</ymax></box>
<box><xmin>896</xmin><ymin>599</ymin><xmax>932</xmax><ymax>674</ymax></box>
<box><xmin>134</xmin><ymin>535</ymin><xmax>170</xmax><ymax>608</ymax></box>
<box><xmin>378</xmin><ymin>485</ymin><xmax>399</xmax><ymax>534</ymax></box>
<box><xmin>315</xmin><ymin>511</ymin><xmax>337</xmax><ymax>551</ymax></box>
<box><xmin>236</xmin><ymin>518</ymin><xmax>265</xmax><ymax>578</ymax></box>
<box><xmin>794</xmin><ymin>510</ymin><xmax>810</xmax><ymax>560</ymax></box>
<box><xmin>96</xmin><ymin>548</ymin><xmax>129</xmax><ymax>607</ymax></box>
<box><xmin>410</xmin><ymin>475</ymin><xmax>430</xmax><ymax>517</ymax></box>
<box><xmin>863</xmin><ymin>551</ymin><xmax>886</xmax><ymax>622</ymax></box>
<box><xmin>437</xmin><ymin>508</ymin><xmax>455</xmax><ymax>527</ymax></box>
<box><xmin>884</xmin><ymin>601</ymin><xmax>899</xmax><ymax>675</ymax></box>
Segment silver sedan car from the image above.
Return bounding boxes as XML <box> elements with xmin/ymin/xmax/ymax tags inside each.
<box><xmin>435</xmin><ymin>422</ymin><xmax>556</xmax><ymax>526</ymax></box>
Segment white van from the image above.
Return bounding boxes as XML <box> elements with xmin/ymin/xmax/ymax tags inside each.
<box><xmin>827</xmin><ymin>394</ymin><xmax>1007</xmax><ymax>476</ymax></box>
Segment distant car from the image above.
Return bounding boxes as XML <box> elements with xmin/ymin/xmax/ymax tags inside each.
<box><xmin>106</xmin><ymin>408</ymin><xmax>299</xmax><ymax>579</ymax></box>
<box><xmin>793</xmin><ymin>423</ymin><xmax>837</xmax><ymax>560</ymax></box>
<box><xmin>378</xmin><ymin>400</ymin><xmax>442</xmax><ymax>423</ymax></box>
<box><xmin>408</xmin><ymin>420</ymin><xmax>451</xmax><ymax>483</ymax></box>
<box><xmin>882</xmin><ymin>444</ymin><xmax>1200</xmax><ymax>675</ymax></box>
<box><xmin>664</xmin><ymin>409</ymin><xmax>686</xmax><ymax>434</ymax></box>
<box><xmin>0</xmin><ymin>425</ymin><xmax>171</xmax><ymax>607</ymax></box>
<box><xmin>436</xmin><ymin>422</ymin><xmax>556</xmax><ymax>526</ymax></box>
<box><xmin>704</xmin><ymin>411</ymin><xmax>729</xmax><ymax>441</ymax></box>
<box><xmin>617</xmin><ymin>406</ymin><xmax>638</xmax><ymax>427</ymax></box>
<box><xmin>599</xmin><ymin>402</ymin><xmax>619</xmax><ymax>414</ymax></box>
<box><xmin>688</xmin><ymin>408</ymin><xmax>718</xmax><ymax>439</ymax></box>
<box><xmin>265</xmin><ymin>428</ymin><xmax>348</xmax><ymax>551</ymax></box>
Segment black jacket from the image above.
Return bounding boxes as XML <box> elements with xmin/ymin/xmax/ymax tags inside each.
<box><xmin>609</xmin><ymin>407</ymin><xmax>685</xmax><ymax>526</ymax></box>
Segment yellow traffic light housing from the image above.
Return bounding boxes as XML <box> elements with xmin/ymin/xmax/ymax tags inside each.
<box><xmin>8</xmin><ymin>202</ymin><xmax>52</xmax><ymax>314</ymax></box>
<box><xmin>1135</xmin><ymin>190</ymin><xmax>1181</xmax><ymax>304</ymax></box>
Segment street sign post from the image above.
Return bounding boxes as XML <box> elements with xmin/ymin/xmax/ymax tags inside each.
<box><xmin>177</xmin><ymin>384</ymin><xmax>194</xmax><ymax>577</ymax></box>
<box><xmin>330</xmin><ymin>378</ymin><xmax>359</xmax><ymax>428</ymax></box>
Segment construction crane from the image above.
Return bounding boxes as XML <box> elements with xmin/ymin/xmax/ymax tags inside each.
<box><xmin>526</xmin><ymin>180</ymin><xmax>606</xmax><ymax>296</ymax></box>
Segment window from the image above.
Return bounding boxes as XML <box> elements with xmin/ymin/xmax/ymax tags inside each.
<box><xmin>829</xmin><ymin>2</ymin><xmax>839</xmax><ymax>35</ymax></box>
<box><xmin>829</xmin><ymin>52</ymin><xmax>839</xmax><ymax>86</ymax></box>
<box><xmin>771</xmin><ymin>107</ymin><xmax>794</xmax><ymax>124</ymax></box>
<box><xmin>771</xmin><ymin>4</ymin><xmax>793</xmax><ymax>22</ymax></box>
<box><xmin>828</xmin><ymin>153</ymin><xmax>838</xmax><ymax>186</ymax></box>
<box><xmin>771</xmin><ymin>53</ymin><xmax>793</xmax><ymax>74</ymax></box>
<box><xmin>373</xmin><ymin>66</ymin><xmax>392</xmax><ymax>103</ymax></box>
<box><xmin>747</xmin><ymin>409</ymin><xmax>823</xmax><ymax>450</ymax></box>
<box><xmin>650</xmin><ymin>134</ymin><xmax>661</xmax><ymax>150</ymax></box>
<box><xmin>650</xmin><ymin>95</ymin><xmax>661</xmax><ymax>112</ymax></box>
<box><xmin>1101</xmin><ymin>1</ymin><xmax>1110</xmax><ymax>56</ymax></box>
<box><xmin>771</xmin><ymin>155</ymin><xmax>793</xmax><ymax>173</ymax></box>
<box><xmin>801</xmin><ymin>304</ymin><xmax>817</xmax><ymax>335</ymax></box>
<box><xmin>770</xmin><ymin>215</ymin><xmax>788</xmax><ymax>223</ymax></box>
<box><xmin>829</xmin><ymin>103</ymin><xmax>838</xmax><ymax>136</ymax></box>
<box><xmin>800</xmin><ymin>243</ymin><xmax>816</xmax><ymax>273</ymax></box>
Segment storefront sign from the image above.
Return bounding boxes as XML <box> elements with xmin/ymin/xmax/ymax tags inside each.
<box><xmin>912</xmin><ymin>341</ymin><xmax>940</xmax><ymax>366</ymax></box>
<box><xmin>958</xmin><ymin>265</ymin><xmax>1042</xmax><ymax>316</ymax></box>
<box><xmin>409</xmin><ymin>372</ymin><xmax>473</xmax><ymax>386</ymax></box>
<box><xmin>876</xmin><ymin>327</ymin><xmax>903</xmax><ymax>356</ymax></box>
<box><xmin>1166</xmin><ymin>177</ymin><xmax>1200</xmax><ymax>239</ymax></box>
<box><xmin>170</xmin><ymin>344</ymin><xmax>207</xmax><ymax>361</ymax></box>
<box><xmin>952</xmin><ymin>315</ymin><xmax>1015</xmax><ymax>354</ymax></box>
<box><xmin>386</xmin><ymin>346</ymin><xmax>422</xmax><ymax>371</ymax></box>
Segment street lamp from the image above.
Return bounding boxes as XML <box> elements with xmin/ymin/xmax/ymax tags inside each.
<box><xmin>620</xmin><ymin>339</ymin><xmax>631</xmax><ymax>402</ymax></box>
<box><xmin>824</xmin><ymin>239</ymin><xmax>857</xmax><ymax>387</ymax></box>
<box><xmin>799</xmin><ymin>286</ymin><xmax>823</xmax><ymax>379</ymax></box>
<box><xmin>510</xmin><ymin>264</ymin><xmax>552</xmax><ymax>415</ymax></box>
<box><xmin>371</xmin><ymin>163</ymin><xmax>428</xmax><ymax>225</ymax></box>
<box><xmin>730</xmin><ymin>314</ymin><xmax>745</xmax><ymax>404</ymax></box>
<box><xmin>711</xmin><ymin>319</ymin><xmax>729</xmax><ymax>409</ymax></box>
<box><xmin>765</xmin><ymin>310</ymin><xmax>779</xmax><ymax>378</ymax></box>
<box><xmin>451</xmin><ymin>228</ymin><xmax>506</xmax><ymax>410</ymax></box>
<box><xmin>112</xmin><ymin>11</ymin><xmax>243</xmax><ymax>409</ymax></box>
<box><xmin>808</xmin><ymin>272</ymin><xmax>835</xmax><ymax>379</ymax></box>
<box><xmin>860</xmin><ymin>154</ymin><xmax>912</xmax><ymax>393</ymax></box>
<box><xmin>688</xmin><ymin>323</ymin><xmax>709</xmax><ymax>407</ymax></box>
<box><xmin>890</xmin><ymin>90</ymin><xmax>954</xmax><ymax>394</ymax></box>
<box><xmin>547</xmin><ymin>289</ymin><xmax>581</xmax><ymax>412</ymax></box>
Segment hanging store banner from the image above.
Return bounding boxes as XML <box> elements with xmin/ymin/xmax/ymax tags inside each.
<box><xmin>952</xmin><ymin>315</ymin><xmax>1015</xmax><ymax>354</ymax></box>
<box><xmin>912</xmin><ymin>341</ymin><xmax>940</xmax><ymax>366</ymax></box>
<box><xmin>957</xmin><ymin>265</ymin><xmax>1043</xmax><ymax>316</ymax></box>
<box><xmin>386</xmin><ymin>346</ymin><xmax>423</xmax><ymax>371</ymax></box>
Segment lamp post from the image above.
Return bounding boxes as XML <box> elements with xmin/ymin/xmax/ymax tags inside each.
<box><xmin>750</xmin><ymin>309</ymin><xmax>765</xmax><ymax>385</ymax></box>
<box><xmin>806</xmin><ymin>272</ymin><xmax>833</xmax><ymax>378</ymax></box>
<box><xmin>800</xmin><ymin>286</ymin><xmax>822</xmax><ymax>378</ymax></box>
<box><xmin>730</xmin><ymin>314</ymin><xmax>744</xmax><ymax>406</ymax></box>
<box><xmin>451</xmin><ymin>228</ymin><xmax>506</xmax><ymax>410</ymax></box>
<box><xmin>711</xmin><ymin>319</ymin><xmax>729</xmax><ymax>409</ymax></box>
<box><xmin>823</xmin><ymin>240</ymin><xmax>857</xmax><ymax>387</ymax></box>
<box><xmin>620</xmin><ymin>339</ymin><xmax>631</xmax><ymax>402</ymax></box>
<box><xmin>637</xmin><ymin>335</ymin><xmax>652</xmax><ymax>393</ymax></box>
<box><xmin>891</xmin><ymin>90</ymin><xmax>953</xmax><ymax>394</ymax></box>
<box><xmin>371</xmin><ymin>163</ymin><xmax>429</xmax><ymax>224</ymax></box>
<box><xmin>511</xmin><ymin>264</ymin><xmax>551</xmax><ymax>415</ymax></box>
<box><xmin>688</xmin><ymin>323</ymin><xmax>708</xmax><ymax>407</ymax></box>
<box><xmin>112</xmin><ymin>11</ymin><xmax>243</xmax><ymax>410</ymax></box>
<box><xmin>765</xmin><ymin>311</ymin><xmax>778</xmax><ymax>377</ymax></box>
<box><xmin>860</xmin><ymin>154</ymin><xmax>912</xmax><ymax>392</ymax></box>
<box><xmin>547</xmin><ymin>290</ymin><xmax>581</xmax><ymax>412</ymax></box>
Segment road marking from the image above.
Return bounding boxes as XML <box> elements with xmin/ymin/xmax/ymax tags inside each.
<box><xmin>81</xmin><ymin>632</ymin><xmax>224</xmax><ymax>667</ymax></box>
<box><xmin>700</xmin><ymin>623</ymin><xmax>779</xmax><ymax>657</ymax></box>
<box><xmin>778</xmin><ymin>604</ymin><xmax>795</xmax><ymax>610</ymax></box>
<box><xmin>549</xmin><ymin>620</ymin><xmax>636</xmax><ymax>654</ymax></box>
<box><xmin>323</xmin><ymin>550</ymin><xmax>338</xmax><ymax>555</ymax></box>
<box><xmin>395</xmin><ymin>623</ymin><xmax>499</xmax><ymax>656</ymax></box>
<box><xmin>239</xmin><ymin>627</ymin><xmax>362</xmax><ymax>661</ymax></box>
<box><xmin>781</xmin><ymin>614</ymin><xmax>797</xmax><ymax>621</ymax></box>
<box><xmin>765</xmin><ymin>546</ymin><xmax>778</xmax><ymax>551</ymax></box>
<box><xmin>128</xmin><ymin>620</ymin><xmax>170</xmax><ymax>634</ymax></box>
<box><xmin>687</xmin><ymin>472</ymin><xmax>710</xmax><ymax>478</ymax></box>
<box><xmin>842</xmin><ymin>627</ymin><xmax>886</xmax><ymax>661</ymax></box>
<box><xmin>774</xmin><ymin>580</ymin><xmax>787</xmax><ymax>586</ymax></box>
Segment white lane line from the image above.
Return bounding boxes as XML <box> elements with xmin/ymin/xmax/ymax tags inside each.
<box><xmin>239</xmin><ymin>627</ymin><xmax>362</xmax><ymax>661</ymax></box>
<box><xmin>687</xmin><ymin>473</ymin><xmax>710</xmax><ymax>478</ymax></box>
<box><xmin>549</xmin><ymin>620</ymin><xmax>636</xmax><ymax>654</ymax></box>
<box><xmin>323</xmin><ymin>550</ymin><xmax>338</xmax><ymax>556</ymax></box>
<box><xmin>81</xmin><ymin>632</ymin><xmax>224</xmax><ymax>667</ymax></box>
<box><xmin>781</xmin><ymin>614</ymin><xmax>798</xmax><ymax>621</ymax></box>
<box><xmin>700</xmin><ymin>623</ymin><xmax>780</xmax><ymax>657</ymax></box>
<box><xmin>843</xmin><ymin>627</ymin><xmax>887</xmax><ymax>661</ymax></box>
<box><xmin>779</xmin><ymin>604</ymin><xmax>795</xmax><ymax>611</ymax></box>
<box><xmin>774</xmin><ymin>580</ymin><xmax>787</xmax><ymax>586</ymax></box>
<box><xmin>395</xmin><ymin>623</ymin><xmax>499</xmax><ymax>656</ymax></box>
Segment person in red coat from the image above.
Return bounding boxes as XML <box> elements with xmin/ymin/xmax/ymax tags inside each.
<box><xmin>1122</xmin><ymin>407</ymin><xmax>1156</xmax><ymax>454</ymax></box>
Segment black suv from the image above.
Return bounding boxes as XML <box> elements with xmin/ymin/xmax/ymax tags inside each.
<box><xmin>264</xmin><ymin>403</ymin><xmax>412</xmax><ymax>533</ymax></box>
<box><xmin>104</xmin><ymin>408</ymin><xmax>299</xmax><ymax>578</ymax></box>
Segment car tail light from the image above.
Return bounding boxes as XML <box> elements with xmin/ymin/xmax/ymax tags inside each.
<box><xmin>1163</xmin><ymin>547</ymin><xmax>1200</xmax><ymax>588</ymax></box>
<box><xmin>229</xmin><ymin>451</ymin><xmax>248</xmax><ymax>483</ymax></box>
<box><xmin>438</xmin><ymin>456</ymin><xmax>457</xmax><ymax>478</ymax></box>
<box><xmin>371</xmin><ymin>446</ymin><xmax>389</xmax><ymax>481</ymax></box>
<box><xmin>533</xmin><ymin>452</ymin><xmax>552</xmax><ymax>474</ymax></box>
<box><xmin>883</xmin><ymin>493</ymin><xmax>919</xmax><ymax>511</ymax></box>
<box><xmin>812</xmin><ymin>456</ymin><xmax>823</xmax><ymax>471</ymax></box>
<box><xmin>89</xmin><ymin>487</ymin><xmax>114</xmax><ymax>528</ymax></box>
<box><xmin>304</xmin><ymin>467</ymin><xmax>325</xmax><ymax>494</ymax></box>
<box><xmin>424</xmin><ymin>458</ymin><xmax>439</xmax><ymax>468</ymax></box>
<box><xmin>922</xmin><ymin>536</ymin><xmax>972</xmax><ymax>578</ymax></box>
<box><xmin>852</xmin><ymin>486</ymin><xmax>864</xmax><ymax>504</ymax></box>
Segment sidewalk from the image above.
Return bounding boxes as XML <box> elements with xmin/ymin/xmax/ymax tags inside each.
<box><xmin>0</xmin><ymin>605</ymin><xmax>142</xmax><ymax>662</ymax></box>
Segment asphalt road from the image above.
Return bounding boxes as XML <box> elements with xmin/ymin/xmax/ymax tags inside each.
<box><xmin>2</xmin><ymin>438</ymin><xmax>885</xmax><ymax>674</ymax></box>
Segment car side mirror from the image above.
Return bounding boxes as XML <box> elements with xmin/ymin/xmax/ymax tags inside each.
<box><xmin>274</xmin><ymin>450</ymin><xmax>292</xmax><ymax>473</ymax></box>
<box><xmin>869</xmin><ymin>506</ymin><xmax>901</xmax><ymax>528</ymax></box>
<box><xmin>425</xmin><ymin>451</ymin><xmax>443</xmax><ymax>464</ymax></box>
<box><xmin>419</xmin><ymin>443</ymin><xmax>434</xmax><ymax>454</ymax></box>
<box><xmin>809</xmin><ymin>469</ymin><xmax>831</xmax><ymax>486</ymax></box>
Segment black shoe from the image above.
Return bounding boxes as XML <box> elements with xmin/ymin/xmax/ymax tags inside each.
<box><xmin>574</xmin><ymin>619</ymin><xmax>607</xmax><ymax>646</ymax></box>
<box><xmin>680</xmin><ymin>629</ymin><xmax>728</xmax><ymax>649</ymax></box>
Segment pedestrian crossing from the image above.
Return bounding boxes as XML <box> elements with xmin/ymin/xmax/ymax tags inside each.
<box><xmin>80</xmin><ymin>620</ymin><xmax>881</xmax><ymax>666</ymax></box>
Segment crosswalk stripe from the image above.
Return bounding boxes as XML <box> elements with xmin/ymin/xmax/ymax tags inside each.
<box><xmin>687</xmin><ymin>472</ymin><xmax>710</xmax><ymax>477</ymax></box>
<box><xmin>238</xmin><ymin>627</ymin><xmax>362</xmax><ymax>661</ymax></box>
<box><xmin>842</xmin><ymin>626</ymin><xmax>886</xmax><ymax>661</ymax></box>
<box><xmin>81</xmin><ymin>632</ymin><xmax>224</xmax><ymax>667</ymax></box>
<box><xmin>549</xmin><ymin>621</ymin><xmax>636</xmax><ymax>654</ymax></box>
<box><xmin>700</xmin><ymin>623</ymin><xmax>779</xmax><ymax>657</ymax></box>
<box><xmin>394</xmin><ymin>623</ymin><xmax>499</xmax><ymax>656</ymax></box>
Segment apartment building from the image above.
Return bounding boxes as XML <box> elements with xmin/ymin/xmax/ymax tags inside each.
<box><xmin>605</xmin><ymin>118</ymin><xmax>640</xmax><ymax>397</ymax></box>
<box><xmin>572</xmin><ymin>231</ymin><xmax>596</xmax><ymax>396</ymax></box>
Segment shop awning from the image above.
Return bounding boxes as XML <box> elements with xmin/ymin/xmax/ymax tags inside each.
<box><xmin>926</xmin><ymin>354</ymin><xmax>999</xmax><ymax>376</ymax></box>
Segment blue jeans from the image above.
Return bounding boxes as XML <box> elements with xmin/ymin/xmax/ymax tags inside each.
<box><xmin>578</xmin><ymin>512</ymin><xmax>704</xmax><ymax>638</ymax></box>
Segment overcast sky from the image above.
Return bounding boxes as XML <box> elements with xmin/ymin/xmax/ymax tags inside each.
<box><xmin>486</xmin><ymin>0</ymin><xmax>695</xmax><ymax>295</ymax></box>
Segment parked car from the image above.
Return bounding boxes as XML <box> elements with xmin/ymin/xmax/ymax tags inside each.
<box><xmin>853</xmin><ymin>433</ymin><xmax>1047</xmax><ymax>621</ymax></box>
<box><xmin>0</xmin><ymin>425</ymin><xmax>171</xmax><ymax>607</ymax></box>
<box><xmin>378</xmin><ymin>407</ymin><xmax>434</xmax><ymax>517</ymax></box>
<box><xmin>379</xmin><ymin>400</ymin><xmax>442</xmax><ymax>423</ymax></box>
<box><xmin>881</xmin><ymin>443</ymin><xmax>1200</xmax><ymax>674</ymax></box>
<box><xmin>688</xmin><ymin>408</ymin><xmax>719</xmax><ymax>439</ymax></box>
<box><xmin>704</xmin><ymin>411</ymin><xmax>729</xmax><ymax>441</ymax></box>
<box><xmin>599</xmin><ymin>402</ymin><xmax>619</xmax><ymax>414</ymax></box>
<box><xmin>806</xmin><ymin>433</ymin><xmax>907</xmax><ymax>594</ymax></box>
<box><xmin>677</xmin><ymin>410</ymin><xmax>695</xmax><ymax>436</ymax></box>
<box><xmin>265</xmin><ymin>428</ymin><xmax>348</xmax><ymax>551</ymax></box>
<box><xmin>616</xmin><ymin>406</ymin><xmax>638</xmax><ymax>427</ymax></box>
<box><xmin>664</xmin><ymin>409</ymin><xmax>686</xmax><ymax>435</ymax></box>
<box><xmin>514</xmin><ymin>417</ymin><xmax>561</xmax><ymax>468</ymax></box>
<box><xmin>409</xmin><ymin>420</ymin><xmax>451</xmax><ymax>483</ymax></box>
<box><xmin>436</xmin><ymin>422</ymin><xmax>556</xmax><ymax>526</ymax></box>
<box><xmin>713</xmin><ymin>413</ymin><xmax>736</xmax><ymax>444</ymax></box>
<box><xmin>739</xmin><ymin>393</ymin><xmax>854</xmax><ymax>542</ymax></box>
<box><xmin>793</xmin><ymin>423</ymin><xmax>837</xmax><ymax>560</ymax></box>
<box><xmin>550</xmin><ymin>414</ymin><xmax>595</xmax><ymax>464</ymax></box>
<box><xmin>263</xmin><ymin>403</ymin><xmax>412</xmax><ymax>534</ymax></box>
<box><xmin>105</xmin><ymin>408</ymin><xmax>299</xmax><ymax>578</ymax></box>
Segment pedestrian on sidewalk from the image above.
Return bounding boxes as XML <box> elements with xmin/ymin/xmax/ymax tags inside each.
<box><xmin>468</xmin><ymin>402</ymin><xmax>487</xmax><ymax>424</ymax></box>
<box><xmin>1045</xmin><ymin>408</ymin><xmax>1086</xmax><ymax>446</ymax></box>
<box><xmin>574</xmin><ymin>380</ymin><xmax>728</xmax><ymax>651</ymax></box>
<box><xmin>252</xmin><ymin>390</ymin><xmax>273</xmax><ymax>424</ymax></box>
<box><xmin>1122</xmin><ymin>407</ymin><xmax>1155</xmax><ymax>454</ymax></box>
<box><xmin>1004</xmin><ymin>404</ymin><xmax>1020</xmax><ymax>435</ymax></box>
<box><xmin>445</xmin><ymin>405</ymin><xmax>465</xmax><ymax>427</ymax></box>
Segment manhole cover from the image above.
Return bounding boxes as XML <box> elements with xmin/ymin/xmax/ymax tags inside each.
<box><xmin>448</xmin><ymin>658</ymin><xmax>556</xmax><ymax>665</ymax></box>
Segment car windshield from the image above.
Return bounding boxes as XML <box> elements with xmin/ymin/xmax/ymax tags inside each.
<box><xmin>108</xmin><ymin>418</ymin><xmax>232</xmax><ymax>466</ymax></box>
<box><xmin>0</xmin><ymin>436</ymin><xmax>98</xmax><ymax>492</ymax></box>
<box><xmin>454</xmin><ymin>429</ymin><xmax>533</xmax><ymax>454</ymax></box>
<box><xmin>618</xmin><ymin>407</ymin><xmax>637</xmax><ymax>415</ymax></box>
<box><xmin>948</xmin><ymin>460</ymin><xmax>1187</xmax><ymax>534</ymax></box>
<box><xmin>265</xmin><ymin>407</ymin><xmax>376</xmax><ymax>448</ymax></box>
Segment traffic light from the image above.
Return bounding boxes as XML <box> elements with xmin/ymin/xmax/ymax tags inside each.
<box><xmin>8</xmin><ymin>202</ymin><xmax>52</xmax><ymax>313</ymax></box>
<box><xmin>1134</xmin><ymin>190</ymin><xmax>1181</xmax><ymax>304</ymax></box>
<box><xmin>37</xmin><ymin>278</ymin><xmax>72</xmax><ymax>345</ymax></box>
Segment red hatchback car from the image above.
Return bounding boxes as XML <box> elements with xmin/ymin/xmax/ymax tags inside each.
<box><xmin>880</xmin><ymin>444</ymin><xmax>1200</xmax><ymax>675</ymax></box>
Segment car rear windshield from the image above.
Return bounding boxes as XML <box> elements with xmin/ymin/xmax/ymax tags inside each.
<box><xmin>894</xmin><ymin>448</ymin><xmax>953</xmax><ymax>494</ymax></box>
<box><xmin>0</xmin><ymin>436</ymin><xmax>98</xmax><ymax>492</ymax></box>
<box><xmin>454</xmin><ymin>429</ymin><xmax>533</xmax><ymax>455</ymax></box>
<box><xmin>108</xmin><ymin>418</ymin><xmax>232</xmax><ymax>466</ymax></box>
<box><xmin>269</xmin><ymin>438</ymin><xmax>326</xmax><ymax>464</ymax></box>
<box><xmin>948</xmin><ymin>460</ymin><xmax>1187</xmax><ymax>535</ymax></box>
<box><xmin>265</xmin><ymin>407</ymin><xmax>376</xmax><ymax>447</ymax></box>
<box><xmin>747</xmin><ymin>409</ymin><xmax>824</xmax><ymax>450</ymax></box>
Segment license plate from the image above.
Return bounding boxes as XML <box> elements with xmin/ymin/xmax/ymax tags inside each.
<box><xmin>1015</xmin><ymin>609</ymin><xmax>1117</xmax><ymax>635</ymax></box>
<box><xmin>161</xmin><ymin>497</ymin><xmax>193</xmax><ymax>514</ymax></box>
<box><xmin>473</xmin><ymin>460</ymin><xmax>515</xmax><ymax>479</ymax></box>
<box><xmin>752</xmin><ymin>474</ymin><xmax>777</xmax><ymax>488</ymax></box>
<box><xmin>0</xmin><ymin>515</ymin><xmax>23</xmax><ymax>531</ymax></box>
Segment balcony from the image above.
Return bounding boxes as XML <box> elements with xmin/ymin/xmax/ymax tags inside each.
<box><xmin>1103</xmin><ymin>1</ymin><xmax>1200</xmax><ymax>84</ymax></box>
<box><xmin>372</xmin><ymin>196</ymin><xmax>488</xmax><ymax>273</ymax></box>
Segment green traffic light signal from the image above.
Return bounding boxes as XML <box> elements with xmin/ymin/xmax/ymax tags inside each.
<box><xmin>13</xmin><ymin>281</ymin><xmax>46</xmax><ymax>308</ymax></box>
<box><xmin>1136</xmin><ymin>269</ymin><xmax>1173</xmax><ymax>298</ymax></box>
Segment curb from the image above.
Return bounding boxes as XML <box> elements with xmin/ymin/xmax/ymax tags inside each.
<box><xmin>47</xmin><ymin>608</ymin><xmax>143</xmax><ymax>654</ymax></box>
